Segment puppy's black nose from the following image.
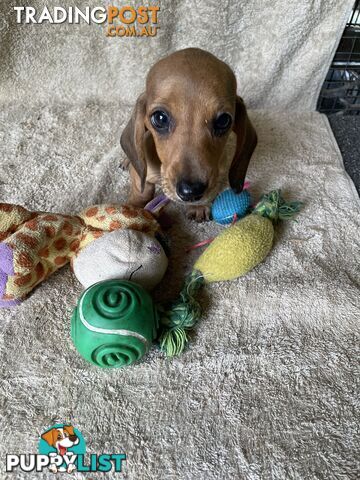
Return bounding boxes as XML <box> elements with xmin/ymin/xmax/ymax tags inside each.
<box><xmin>69</xmin><ymin>435</ymin><xmax>77</xmax><ymax>442</ymax></box>
<box><xmin>176</xmin><ymin>180</ymin><xmax>207</xmax><ymax>202</ymax></box>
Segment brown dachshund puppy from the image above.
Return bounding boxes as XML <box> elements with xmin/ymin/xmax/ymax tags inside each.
<box><xmin>120</xmin><ymin>48</ymin><xmax>257</xmax><ymax>221</ymax></box>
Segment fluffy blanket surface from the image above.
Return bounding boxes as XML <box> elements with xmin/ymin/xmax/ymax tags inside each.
<box><xmin>0</xmin><ymin>0</ymin><xmax>355</xmax><ymax>110</ymax></box>
<box><xmin>0</xmin><ymin>105</ymin><xmax>359</xmax><ymax>479</ymax></box>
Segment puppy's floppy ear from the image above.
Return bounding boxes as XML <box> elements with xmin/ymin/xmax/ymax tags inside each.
<box><xmin>120</xmin><ymin>93</ymin><xmax>148</xmax><ymax>192</ymax></box>
<box><xmin>64</xmin><ymin>425</ymin><xmax>75</xmax><ymax>436</ymax></box>
<box><xmin>41</xmin><ymin>428</ymin><xmax>57</xmax><ymax>447</ymax></box>
<box><xmin>229</xmin><ymin>96</ymin><xmax>257</xmax><ymax>193</ymax></box>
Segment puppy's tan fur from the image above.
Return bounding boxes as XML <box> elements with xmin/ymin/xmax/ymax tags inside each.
<box><xmin>120</xmin><ymin>48</ymin><xmax>257</xmax><ymax>221</ymax></box>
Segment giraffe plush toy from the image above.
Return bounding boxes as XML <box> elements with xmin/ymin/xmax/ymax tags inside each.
<box><xmin>0</xmin><ymin>201</ymin><xmax>168</xmax><ymax>307</ymax></box>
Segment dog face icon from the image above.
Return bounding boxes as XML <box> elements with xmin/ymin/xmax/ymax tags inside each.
<box><xmin>41</xmin><ymin>425</ymin><xmax>79</xmax><ymax>473</ymax></box>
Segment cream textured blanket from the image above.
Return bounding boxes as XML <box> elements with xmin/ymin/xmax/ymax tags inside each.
<box><xmin>0</xmin><ymin>0</ymin><xmax>355</xmax><ymax>110</ymax></box>
<box><xmin>0</xmin><ymin>0</ymin><xmax>359</xmax><ymax>479</ymax></box>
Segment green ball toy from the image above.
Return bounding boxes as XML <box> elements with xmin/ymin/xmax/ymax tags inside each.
<box><xmin>71</xmin><ymin>279</ymin><xmax>159</xmax><ymax>368</ymax></box>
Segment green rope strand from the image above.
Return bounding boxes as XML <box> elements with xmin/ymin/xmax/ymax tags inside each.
<box><xmin>253</xmin><ymin>189</ymin><xmax>303</xmax><ymax>222</ymax></box>
<box><xmin>157</xmin><ymin>270</ymin><xmax>204</xmax><ymax>357</ymax></box>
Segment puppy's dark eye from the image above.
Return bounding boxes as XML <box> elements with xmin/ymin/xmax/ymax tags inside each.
<box><xmin>213</xmin><ymin>113</ymin><xmax>232</xmax><ymax>136</ymax></box>
<box><xmin>150</xmin><ymin>110</ymin><xmax>170</xmax><ymax>132</ymax></box>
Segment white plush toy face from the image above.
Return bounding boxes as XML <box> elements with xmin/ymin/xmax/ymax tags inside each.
<box><xmin>72</xmin><ymin>229</ymin><xmax>168</xmax><ymax>291</ymax></box>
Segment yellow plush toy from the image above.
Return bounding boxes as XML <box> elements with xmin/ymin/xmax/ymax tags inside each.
<box><xmin>159</xmin><ymin>190</ymin><xmax>302</xmax><ymax>356</ymax></box>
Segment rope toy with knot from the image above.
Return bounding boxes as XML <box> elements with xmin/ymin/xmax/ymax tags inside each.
<box><xmin>158</xmin><ymin>271</ymin><xmax>204</xmax><ymax>357</ymax></box>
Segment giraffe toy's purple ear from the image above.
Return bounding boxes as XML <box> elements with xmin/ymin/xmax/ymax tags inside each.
<box><xmin>0</xmin><ymin>244</ymin><xmax>21</xmax><ymax>307</ymax></box>
<box><xmin>0</xmin><ymin>203</ymin><xmax>34</xmax><ymax>307</ymax></box>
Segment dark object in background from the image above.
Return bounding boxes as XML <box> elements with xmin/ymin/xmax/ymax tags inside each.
<box><xmin>318</xmin><ymin>0</ymin><xmax>360</xmax><ymax>115</ymax></box>
<box><xmin>328</xmin><ymin>115</ymin><xmax>360</xmax><ymax>194</ymax></box>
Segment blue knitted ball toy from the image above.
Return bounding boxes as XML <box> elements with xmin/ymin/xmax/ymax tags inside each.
<box><xmin>211</xmin><ymin>188</ymin><xmax>251</xmax><ymax>225</ymax></box>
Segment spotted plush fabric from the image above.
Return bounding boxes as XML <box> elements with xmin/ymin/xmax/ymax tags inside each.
<box><xmin>0</xmin><ymin>203</ymin><xmax>159</xmax><ymax>306</ymax></box>
<box><xmin>79</xmin><ymin>203</ymin><xmax>159</xmax><ymax>240</ymax></box>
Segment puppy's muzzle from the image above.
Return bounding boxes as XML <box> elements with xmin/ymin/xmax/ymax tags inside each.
<box><xmin>176</xmin><ymin>179</ymin><xmax>208</xmax><ymax>202</ymax></box>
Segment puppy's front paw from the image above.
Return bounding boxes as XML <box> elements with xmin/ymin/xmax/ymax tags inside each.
<box><xmin>119</xmin><ymin>157</ymin><xmax>130</xmax><ymax>170</ymax></box>
<box><xmin>186</xmin><ymin>205</ymin><xmax>211</xmax><ymax>222</ymax></box>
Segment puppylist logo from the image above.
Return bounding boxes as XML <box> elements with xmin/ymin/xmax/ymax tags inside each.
<box><xmin>6</xmin><ymin>424</ymin><xmax>126</xmax><ymax>474</ymax></box>
<box><xmin>13</xmin><ymin>5</ymin><xmax>160</xmax><ymax>37</ymax></box>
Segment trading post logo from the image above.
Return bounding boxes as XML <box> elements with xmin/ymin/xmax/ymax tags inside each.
<box><xmin>6</xmin><ymin>424</ymin><xmax>126</xmax><ymax>474</ymax></box>
<box><xmin>13</xmin><ymin>5</ymin><xmax>160</xmax><ymax>37</ymax></box>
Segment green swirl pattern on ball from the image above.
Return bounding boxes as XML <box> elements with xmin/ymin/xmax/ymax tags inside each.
<box><xmin>71</xmin><ymin>280</ymin><xmax>159</xmax><ymax>368</ymax></box>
